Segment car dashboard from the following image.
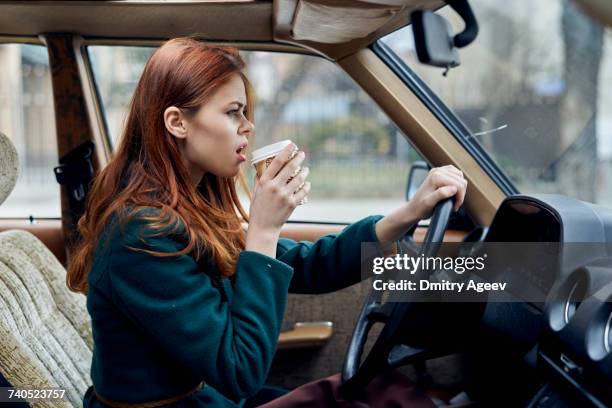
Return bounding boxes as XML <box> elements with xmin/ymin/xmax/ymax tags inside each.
<box><xmin>473</xmin><ymin>194</ymin><xmax>612</xmax><ymax>407</ymax></box>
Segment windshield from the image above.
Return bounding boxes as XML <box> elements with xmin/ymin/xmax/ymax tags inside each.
<box><xmin>381</xmin><ymin>0</ymin><xmax>612</xmax><ymax>206</ymax></box>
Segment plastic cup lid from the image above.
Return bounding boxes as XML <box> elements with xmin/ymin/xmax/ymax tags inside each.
<box><xmin>251</xmin><ymin>139</ymin><xmax>293</xmax><ymax>166</ymax></box>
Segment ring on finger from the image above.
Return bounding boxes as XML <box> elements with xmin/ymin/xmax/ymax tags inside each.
<box><xmin>294</xmin><ymin>181</ymin><xmax>306</xmax><ymax>195</ymax></box>
<box><xmin>290</xmin><ymin>166</ymin><xmax>302</xmax><ymax>179</ymax></box>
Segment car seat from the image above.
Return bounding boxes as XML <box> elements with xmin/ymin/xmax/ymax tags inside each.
<box><xmin>0</xmin><ymin>131</ymin><xmax>92</xmax><ymax>407</ymax></box>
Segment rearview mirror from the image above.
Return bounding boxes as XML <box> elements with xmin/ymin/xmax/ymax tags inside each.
<box><xmin>411</xmin><ymin>10</ymin><xmax>459</xmax><ymax>68</ymax></box>
<box><xmin>411</xmin><ymin>0</ymin><xmax>479</xmax><ymax>70</ymax></box>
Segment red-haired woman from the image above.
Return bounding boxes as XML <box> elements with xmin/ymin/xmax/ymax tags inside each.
<box><xmin>69</xmin><ymin>38</ymin><xmax>467</xmax><ymax>407</ymax></box>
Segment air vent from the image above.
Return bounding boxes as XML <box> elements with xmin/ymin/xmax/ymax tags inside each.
<box><xmin>604</xmin><ymin>311</ymin><xmax>612</xmax><ymax>354</ymax></box>
<box><xmin>548</xmin><ymin>269</ymin><xmax>589</xmax><ymax>331</ymax></box>
<box><xmin>586</xmin><ymin>300</ymin><xmax>612</xmax><ymax>361</ymax></box>
<box><xmin>564</xmin><ymin>279</ymin><xmax>586</xmax><ymax>324</ymax></box>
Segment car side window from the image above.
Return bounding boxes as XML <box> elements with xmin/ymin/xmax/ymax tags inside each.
<box><xmin>0</xmin><ymin>43</ymin><xmax>60</xmax><ymax>218</ymax></box>
<box><xmin>88</xmin><ymin>46</ymin><xmax>425</xmax><ymax>223</ymax></box>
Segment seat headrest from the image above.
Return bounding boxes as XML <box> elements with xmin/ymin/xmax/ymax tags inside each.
<box><xmin>0</xmin><ymin>132</ymin><xmax>19</xmax><ymax>206</ymax></box>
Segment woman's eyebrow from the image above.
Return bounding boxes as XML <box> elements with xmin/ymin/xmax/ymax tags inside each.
<box><xmin>227</xmin><ymin>101</ymin><xmax>246</xmax><ymax>108</ymax></box>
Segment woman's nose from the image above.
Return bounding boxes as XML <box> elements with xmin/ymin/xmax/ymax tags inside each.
<box><xmin>241</xmin><ymin>118</ymin><xmax>254</xmax><ymax>136</ymax></box>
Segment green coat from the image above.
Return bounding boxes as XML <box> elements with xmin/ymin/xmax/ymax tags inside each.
<box><xmin>83</xmin><ymin>209</ymin><xmax>383</xmax><ymax>407</ymax></box>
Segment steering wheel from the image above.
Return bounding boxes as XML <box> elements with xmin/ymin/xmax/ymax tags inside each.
<box><xmin>340</xmin><ymin>197</ymin><xmax>461</xmax><ymax>398</ymax></box>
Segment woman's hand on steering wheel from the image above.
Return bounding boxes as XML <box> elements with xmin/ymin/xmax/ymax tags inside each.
<box><xmin>375</xmin><ymin>165</ymin><xmax>467</xmax><ymax>245</ymax></box>
<box><xmin>409</xmin><ymin>165</ymin><xmax>467</xmax><ymax>218</ymax></box>
<box><xmin>342</xmin><ymin>166</ymin><xmax>468</xmax><ymax>395</ymax></box>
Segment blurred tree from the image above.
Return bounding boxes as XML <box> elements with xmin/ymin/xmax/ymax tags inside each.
<box><xmin>252</xmin><ymin>57</ymin><xmax>315</xmax><ymax>145</ymax></box>
<box><xmin>557</xmin><ymin>0</ymin><xmax>603</xmax><ymax>202</ymax></box>
<box><xmin>303</xmin><ymin>116</ymin><xmax>389</xmax><ymax>160</ymax></box>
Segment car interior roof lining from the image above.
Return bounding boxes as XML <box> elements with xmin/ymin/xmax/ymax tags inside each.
<box><xmin>0</xmin><ymin>0</ymin><xmax>444</xmax><ymax>60</ymax></box>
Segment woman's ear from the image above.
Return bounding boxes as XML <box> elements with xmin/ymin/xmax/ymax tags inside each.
<box><xmin>164</xmin><ymin>106</ymin><xmax>187</xmax><ymax>139</ymax></box>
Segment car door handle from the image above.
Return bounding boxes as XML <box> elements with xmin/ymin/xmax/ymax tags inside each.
<box><xmin>277</xmin><ymin>321</ymin><xmax>333</xmax><ymax>350</ymax></box>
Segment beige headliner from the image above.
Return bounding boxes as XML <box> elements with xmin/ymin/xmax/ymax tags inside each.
<box><xmin>0</xmin><ymin>1</ymin><xmax>274</xmax><ymax>41</ymax></box>
<box><xmin>0</xmin><ymin>0</ymin><xmax>443</xmax><ymax>60</ymax></box>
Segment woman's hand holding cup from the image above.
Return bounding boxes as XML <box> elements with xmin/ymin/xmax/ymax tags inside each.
<box><xmin>249</xmin><ymin>142</ymin><xmax>311</xmax><ymax>236</ymax></box>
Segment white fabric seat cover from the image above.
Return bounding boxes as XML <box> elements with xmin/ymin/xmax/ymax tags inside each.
<box><xmin>0</xmin><ymin>230</ymin><xmax>93</xmax><ymax>407</ymax></box>
<box><xmin>0</xmin><ymin>131</ymin><xmax>92</xmax><ymax>407</ymax></box>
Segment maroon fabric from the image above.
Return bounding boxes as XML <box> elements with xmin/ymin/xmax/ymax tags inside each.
<box><xmin>258</xmin><ymin>371</ymin><xmax>436</xmax><ymax>408</ymax></box>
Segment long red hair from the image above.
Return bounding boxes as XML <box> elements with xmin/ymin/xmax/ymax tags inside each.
<box><xmin>67</xmin><ymin>38</ymin><xmax>254</xmax><ymax>294</ymax></box>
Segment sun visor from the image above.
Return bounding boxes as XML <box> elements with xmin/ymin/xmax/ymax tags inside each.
<box><xmin>290</xmin><ymin>0</ymin><xmax>401</xmax><ymax>44</ymax></box>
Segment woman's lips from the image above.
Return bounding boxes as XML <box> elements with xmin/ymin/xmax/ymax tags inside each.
<box><xmin>236</xmin><ymin>143</ymin><xmax>247</xmax><ymax>162</ymax></box>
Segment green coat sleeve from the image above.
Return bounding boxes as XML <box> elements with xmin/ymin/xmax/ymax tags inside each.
<box><xmin>277</xmin><ymin>215</ymin><xmax>384</xmax><ymax>294</ymax></box>
<box><xmin>107</xmin><ymin>217</ymin><xmax>293</xmax><ymax>401</ymax></box>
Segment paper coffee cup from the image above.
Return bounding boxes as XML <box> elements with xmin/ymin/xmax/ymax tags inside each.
<box><xmin>251</xmin><ymin>139</ymin><xmax>296</xmax><ymax>178</ymax></box>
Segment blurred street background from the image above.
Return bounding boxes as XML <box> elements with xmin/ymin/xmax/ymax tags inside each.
<box><xmin>0</xmin><ymin>0</ymin><xmax>610</xmax><ymax>223</ymax></box>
